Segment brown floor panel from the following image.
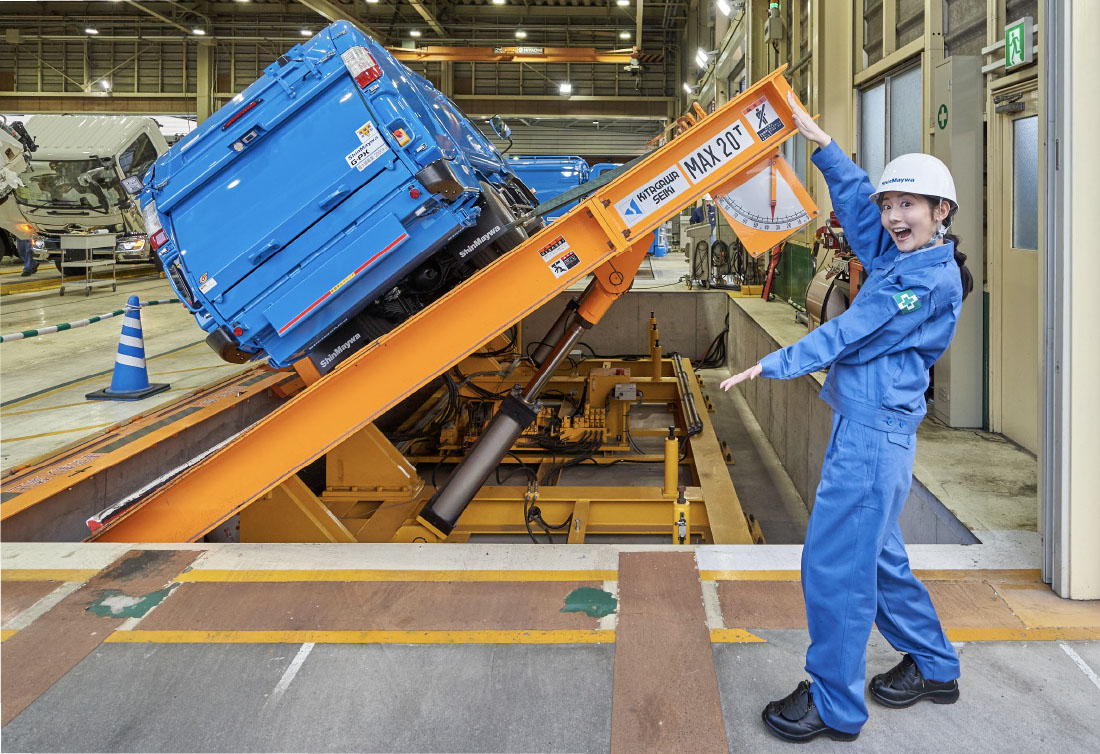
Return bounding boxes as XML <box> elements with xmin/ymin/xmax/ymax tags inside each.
<box><xmin>139</xmin><ymin>581</ymin><xmax>604</xmax><ymax>631</ymax></box>
<box><xmin>926</xmin><ymin>581</ymin><xmax>1026</xmax><ymax>628</ymax></box>
<box><xmin>718</xmin><ymin>580</ymin><xmax>806</xmax><ymax>629</ymax></box>
<box><xmin>611</xmin><ymin>552</ymin><xmax>727</xmax><ymax>754</ymax></box>
<box><xmin>991</xmin><ymin>583</ymin><xmax>1100</xmax><ymax>628</ymax></box>
<box><xmin>0</xmin><ymin>582</ymin><xmax>61</xmax><ymax>623</ymax></box>
<box><xmin>0</xmin><ymin>549</ymin><xmax>203</xmax><ymax>726</ymax></box>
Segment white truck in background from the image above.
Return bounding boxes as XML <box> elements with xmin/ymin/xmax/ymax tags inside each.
<box><xmin>11</xmin><ymin>115</ymin><xmax>168</xmax><ymax>270</ymax></box>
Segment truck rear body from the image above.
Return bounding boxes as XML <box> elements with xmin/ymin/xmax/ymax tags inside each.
<box><xmin>143</xmin><ymin>21</ymin><xmax>534</xmax><ymax>368</ymax></box>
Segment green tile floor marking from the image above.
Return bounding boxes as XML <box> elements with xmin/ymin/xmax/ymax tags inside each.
<box><xmin>561</xmin><ymin>587</ymin><xmax>618</xmax><ymax>619</ymax></box>
<box><xmin>86</xmin><ymin>586</ymin><xmax>176</xmax><ymax>619</ymax></box>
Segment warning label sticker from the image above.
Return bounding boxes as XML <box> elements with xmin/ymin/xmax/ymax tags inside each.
<box><xmin>678</xmin><ymin>121</ymin><xmax>751</xmax><ymax>184</ymax></box>
<box><xmin>538</xmin><ymin>235</ymin><xmax>570</xmax><ymax>261</ymax></box>
<box><xmin>614</xmin><ymin>166</ymin><xmax>692</xmax><ymax>227</ymax></box>
<box><xmin>537</xmin><ymin>235</ymin><xmax>581</xmax><ymax>278</ymax></box>
<box><xmin>199</xmin><ymin>275</ymin><xmax>218</xmax><ymax>294</ymax></box>
<box><xmin>346</xmin><ymin>122</ymin><xmax>389</xmax><ymax>171</ymax></box>
<box><xmin>549</xmin><ymin>251</ymin><xmax>580</xmax><ymax>278</ymax></box>
<box><xmin>742</xmin><ymin>96</ymin><xmax>784</xmax><ymax>142</ymax></box>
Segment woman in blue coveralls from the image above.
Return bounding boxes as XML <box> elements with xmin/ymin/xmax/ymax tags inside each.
<box><xmin>721</xmin><ymin>92</ymin><xmax>971</xmax><ymax>744</ymax></box>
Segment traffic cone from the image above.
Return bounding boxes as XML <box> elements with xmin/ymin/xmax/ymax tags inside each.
<box><xmin>86</xmin><ymin>296</ymin><xmax>170</xmax><ymax>401</ymax></box>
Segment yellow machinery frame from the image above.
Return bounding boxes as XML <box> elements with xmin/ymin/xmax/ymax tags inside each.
<box><xmin>3</xmin><ymin>68</ymin><xmax>800</xmax><ymax>545</ymax></box>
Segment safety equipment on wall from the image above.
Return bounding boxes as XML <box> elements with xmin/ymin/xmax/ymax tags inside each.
<box><xmin>870</xmin><ymin>153</ymin><xmax>959</xmax><ymax>228</ymax></box>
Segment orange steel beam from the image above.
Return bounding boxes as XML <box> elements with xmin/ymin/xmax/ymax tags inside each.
<box><xmin>90</xmin><ymin>67</ymin><xmax>800</xmax><ymax>544</ymax></box>
<box><xmin>386</xmin><ymin>46</ymin><xmax>653</xmax><ymax>64</ymax></box>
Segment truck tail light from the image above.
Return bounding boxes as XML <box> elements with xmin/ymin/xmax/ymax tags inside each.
<box><xmin>341</xmin><ymin>46</ymin><xmax>382</xmax><ymax>88</ymax></box>
<box><xmin>150</xmin><ymin>229</ymin><xmax>168</xmax><ymax>251</ymax></box>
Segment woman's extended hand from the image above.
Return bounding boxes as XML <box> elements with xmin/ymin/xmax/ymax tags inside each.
<box><xmin>720</xmin><ymin>363</ymin><xmax>763</xmax><ymax>391</ymax></box>
<box><xmin>787</xmin><ymin>91</ymin><xmax>831</xmax><ymax>149</ymax></box>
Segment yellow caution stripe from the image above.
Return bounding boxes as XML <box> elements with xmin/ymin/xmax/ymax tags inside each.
<box><xmin>709</xmin><ymin>628</ymin><xmax>767</xmax><ymax>643</ymax></box>
<box><xmin>1</xmin><ymin>629</ymin><xmax>18</xmax><ymax>642</ymax></box>
<box><xmin>174</xmin><ymin>569</ymin><xmax>618</xmax><ymax>583</ymax></box>
<box><xmin>0</xmin><ymin>569</ymin><xmax>100</xmax><ymax>582</ymax></box>
<box><xmin>946</xmin><ymin>627</ymin><xmax>1100</xmax><ymax>642</ymax></box>
<box><xmin>105</xmin><ymin>629</ymin><xmax>616</xmax><ymax>645</ymax></box>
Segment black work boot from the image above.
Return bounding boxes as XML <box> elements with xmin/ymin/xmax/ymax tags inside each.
<box><xmin>761</xmin><ymin>680</ymin><xmax>859</xmax><ymax>743</ymax></box>
<box><xmin>869</xmin><ymin>653</ymin><xmax>960</xmax><ymax>708</ymax></box>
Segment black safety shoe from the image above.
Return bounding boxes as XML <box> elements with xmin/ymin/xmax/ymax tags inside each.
<box><xmin>761</xmin><ymin>680</ymin><xmax>859</xmax><ymax>743</ymax></box>
<box><xmin>869</xmin><ymin>653</ymin><xmax>960</xmax><ymax>708</ymax></box>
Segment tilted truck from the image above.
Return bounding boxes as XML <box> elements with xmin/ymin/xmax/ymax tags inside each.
<box><xmin>136</xmin><ymin>20</ymin><xmax>540</xmax><ymax>370</ymax></box>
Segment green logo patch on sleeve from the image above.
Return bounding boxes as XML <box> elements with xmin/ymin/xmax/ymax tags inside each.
<box><xmin>893</xmin><ymin>290</ymin><xmax>922</xmax><ymax>313</ymax></box>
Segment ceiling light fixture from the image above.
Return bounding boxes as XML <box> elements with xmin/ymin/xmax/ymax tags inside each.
<box><xmin>559</xmin><ymin>82</ymin><xmax>572</xmax><ymax>95</ymax></box>
<box><xmin>100</xmin><ymin>79</ymin><xmax>111</xmax><ymax>90</ymax></box>
<box><xmin>192</xmin><ymin>28</ymin><xmax>206</xmax><ymax>36</ymax></box>
<box><xmin>619</xmin><ymin>31</ymin><xmax>630</xmax><ymax>39</ymax></box>
<box><xmin>301</xmin><ymin>29</ymin><xmax>312</xmax><ymax>36</ymax></box>
<box><xmin>695</xmin><ymin>47</ymin><xmax>710</xmax><ymax>68</ymax></box>
<box><xmin>515</xmin><ymin>30</ymin><xmax>527</xmax><ymax>38</ymax></box>
<box><xmin>85</xmin><ymin>27</ymin><xmax>99</xmax><ymax>35</ymax></box>
<box><xmin>717</xmin><ymin>0</ymin><xmax>731</xmax><ymax>16</ymax></box>
<box><xmin>492</xmin><ymin>0</ymin><xmax>506</xmax><ymax>5</ymax></box>
<box><xmin>683</xmin><ymin>82</ymin><xmax>694</xmax><ymax>94</ymax></box>
<box><xmin>616</xmin><ymin>0</ymin><xmax>630</xmax><ymax>6</ymax></box>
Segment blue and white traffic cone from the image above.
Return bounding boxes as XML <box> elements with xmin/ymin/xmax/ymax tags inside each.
<box><xmin>86</xmin><ymin>296</ymin><xmax>170</xmax><ymax>401</ymax></box>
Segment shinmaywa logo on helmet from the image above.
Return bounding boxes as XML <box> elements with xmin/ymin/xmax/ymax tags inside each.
<box><xmin>881</xmin><ymin>177</ymin><xmax>916</xmax><ymax>185</ymax></box>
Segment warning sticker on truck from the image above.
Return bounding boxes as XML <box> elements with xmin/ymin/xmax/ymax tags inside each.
<box><xmin>614</xmin><ymin>166</ymin><xmax>692</xmax><ymax>227</ymax></box>
<box><xmin>677</xmin><ymin>122</ymin><xmax>751</xmax><ymax>184</ymax></box>
<box><xmin>346</xmin><ymin>122</ymin><xmax>389</xmax><ymax>171</ymax></box>
<box><xmin>742</xmin><ymin>96</ymin><xmax>784</xmax><ymax>142</ymax></box>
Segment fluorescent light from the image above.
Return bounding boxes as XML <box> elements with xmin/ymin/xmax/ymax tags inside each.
<box><xmin>717</xmin><ymin>0</ymin><xmax>731</xmax><ymax>16</ymax></box>
<box><xmin>409</xmin><ymin>29</ymin><xmax>421</xmax><ymax>37</ymax></box>
<box><xmin>683</xmin><ymin>82</ymin><xmax>693</xmax><ymax>94</ymax></box>
<box><xmin>192</xmin><ymin>28</ymin><xmax>206</xmax><ymax>36</ymax></box>
<box><xmin>300</xmin><ymin>29</ymin><xmax>312</xmax><ymax>36</ymax></box>
<box><xmin>559</xmin><ymin>82</ymin><xmax>572</xmax><ymax>95</ymax></box>
<box><xmin>515</xmin><ymin>30</ymin><xmax>527</xmax><ymax>38</ymax></box>
<box><xmin>85</xmin><ymin>27</ymin><xmax>99</xmax><ymax>35</ymax></box>
<box><xmin>620</xmin><ymin>31</ymin><xmax>630</xmax><ymax>39</ymax></box>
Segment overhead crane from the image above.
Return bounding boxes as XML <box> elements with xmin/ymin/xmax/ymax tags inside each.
<box><xmin>2</xmin><ymin>68</ymin><xmax>802</xmax><ymax>545</ymax></box>
<box><xmin>386</xmin><ymin>46</ymin><xmax>662</xmax><ymax>65</ymax></box>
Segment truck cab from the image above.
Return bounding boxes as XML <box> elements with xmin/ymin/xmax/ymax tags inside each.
<box><xmin>13</xmin><ymin>115</ymin><xmax>168</xmax><ymax>269</ymax></box>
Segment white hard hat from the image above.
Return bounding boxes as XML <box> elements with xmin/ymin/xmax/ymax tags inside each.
<box><xmin>871</xmin><ymin>153</ymin><xmax>958</xmax><ymax>226</ymax></box>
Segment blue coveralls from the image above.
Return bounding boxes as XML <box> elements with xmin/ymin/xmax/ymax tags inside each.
<box><xmin>759</xmin><ymin>141</ymin><xmax>963</xmax><ymax>734</ymax></box>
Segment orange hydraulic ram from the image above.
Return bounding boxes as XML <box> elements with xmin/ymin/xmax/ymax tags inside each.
<box><xmin>90</xmin><ymin>67</ymin><xmax>800</xmax><ymax>544</ymax></box>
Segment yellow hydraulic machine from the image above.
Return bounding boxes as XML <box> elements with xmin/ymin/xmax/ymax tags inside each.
<box><xmin>3</xmin><ymin>68</ymin><xmax>810</xmax><ymax>545</ymax></box>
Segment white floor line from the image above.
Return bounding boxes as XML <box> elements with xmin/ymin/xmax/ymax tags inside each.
<box><xmin>700</xmin><ymin>579</ymin><xmax>725</xmax><ymax>631</ymax></box>
<box><xmin>1060</xmin><ymin>642</ymin><xmax>1100</xmax><ymax>692</ymax></box>
<box><xmin>3</xmin><ymin>581</ymin><xmax>84</xmax><ymax>631</ymax></box>
<box><xmin>598</xmin><ymin>581</ymin><xmax>619</xmax><ymax>632</ymax></box>
<box><xmin>269</xmin><ymin>642</ymin><xmax>315</xmax><ymax>702</ymax></box>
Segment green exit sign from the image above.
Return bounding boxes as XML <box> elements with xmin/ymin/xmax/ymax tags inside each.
<box><xmin>1005</xmin><ymin>16</ymin><xmax>1034</xmax><ymax>71</ymax></box>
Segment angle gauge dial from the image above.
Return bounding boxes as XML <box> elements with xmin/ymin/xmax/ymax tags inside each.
<box><xmin>712</xmin><ymin>148</ymin><xmax>818</xmax><ymax>257</ymax></box>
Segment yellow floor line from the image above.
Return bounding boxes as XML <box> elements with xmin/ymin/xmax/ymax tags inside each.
<box><xmin>1</xmin><ymin>629</ymin><xmax>17</xmax><ymax>642</ymax></box>
<box><xmin>709</xmin><ymin>628</ymin><xmax>767</xmax><ymax>643</ymax></box>
<box><xmin>699</xmin><ymin>570</ymin><xmax>800</xmax><ymax>581</ymax></box>
<box><xmin>3</xmin><ymin>422</ymin><xmax>118</xmax><ymax>443</ymax></box>
<box><xmin>946</xmin><ymin>627</ymin><xmax>1100</xmax><ymax>641</ymax></box>
<box><xmin>700</xmin><ymin>569</ymin><xmax>1047</xmax><ymax>583</ymax></box>
<box><xmin>148</xmin><ymin>364</ymin><xmax>237</xmax><ymax>377</ymax></box>
<box><xmin>105</xmin><ymin>629</ymin><xmax>616</xmax><ymax>644</ymax></box>
<box><xmin>0</xmin><ymin>569</ymin><xmax>99</xmax><ymax>582</ymax></box>
<box><xmin>175</xmin><ymin>569</ymin><xmax>619</xmax><ymax>583</ymax></box>
<box><xmin>2</xmin><ymin>399</ymin><xmax>105</xmax><ymax>417</ymax></box>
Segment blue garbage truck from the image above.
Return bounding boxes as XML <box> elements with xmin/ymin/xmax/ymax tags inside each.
<box><xmin>136</xmin><ymin>20</ymin><xmax>538</xmax><ymax>370</ymax></box>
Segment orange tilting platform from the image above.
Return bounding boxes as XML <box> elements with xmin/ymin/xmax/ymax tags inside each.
<box><xmin>15</xmin><ymin>68</ymin><xmax>803</xmax><ymax>544</ymax></box>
